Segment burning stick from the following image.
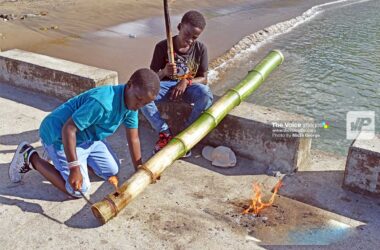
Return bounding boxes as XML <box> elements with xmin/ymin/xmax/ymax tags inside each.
<box><xmin>242</xmin><ymin>180</ymin><xmax>283</xmax><ymax>215</ymax></box>
<box><xmin>108</xmin><ymin>176</ymin><xmax>120</xmax><ymax>194</ymax></box>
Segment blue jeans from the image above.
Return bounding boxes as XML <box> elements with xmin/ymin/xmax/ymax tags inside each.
<box><xmin>140</xmin><ymin>81</ymin><xmax>213</xmax><ymax>133</ymax></box>
<box><xmin>43</xmin><ymin>140</ymin><xmax>120</xmax><ymax>197</ymax></box>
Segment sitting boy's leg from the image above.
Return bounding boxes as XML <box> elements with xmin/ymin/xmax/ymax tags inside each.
<box><xmin>140</xmin><ymin>101</ymin><xmax>170</xmax><ymax>133</ymax></box>
<box><xmin>140</xmin><ymin>81</ymin><xmax>176</xmax><ymax>133</ymax></box>
<box><xmin>183</xmin><ymin>83</ymin><xmax>213</xmax><ymax>127</ymax></box>
<box><xmin>87</xmin><ymin>140</ymin><xmax>120</xmax><ymax>179</ymax></box>
<box><xmin>141</xmin><ymin>81</ymin><xmax>177</xmax><ymax>153</ymax></box>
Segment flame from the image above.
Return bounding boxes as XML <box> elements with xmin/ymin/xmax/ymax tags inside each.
<box><xmin>242</xmin><ymin>180</ymin><xmax>282</xmax><ymax>215</ymax></box>
<box><xmin>108</xmin><ymin>176</ymin><xmax>120</xmax><ymax>194</ymax></box>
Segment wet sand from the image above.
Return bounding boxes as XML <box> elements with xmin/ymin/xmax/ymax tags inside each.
<box><xmin>0</xmin><ymin>0</ymin><xmax>334</xmax><ymax>82</ymax></box>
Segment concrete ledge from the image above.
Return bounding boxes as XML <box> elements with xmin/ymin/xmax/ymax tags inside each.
<box><xmin>343</xmin><ymin>134</ymin><xmax>380</xmax><ymax>196</ymax></box>
<box><xmin>0</xmin><ymin>49</ymin><xmax>118</xmax><ymax>100</ymax></box>
<box><xmin>150</xmin><ymin>101</ymin><xmax>313</xmax><ymax>174</ymax></box>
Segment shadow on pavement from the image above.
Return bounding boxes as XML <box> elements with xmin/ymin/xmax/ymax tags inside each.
<box><xmin>0</xmin><ymin>83</ymin><xmax>61</xmax><ymax>112</ymax></box>
<box><xmin>0</xmin><ymin>129</ymin><xmax>41</xmax><ymax>147</ymax></box>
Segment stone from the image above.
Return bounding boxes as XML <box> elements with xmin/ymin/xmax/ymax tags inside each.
<box><xmin>343</xmin><ymin>134</ymin><xmax>380</xmax><ymax>196</ymax></box>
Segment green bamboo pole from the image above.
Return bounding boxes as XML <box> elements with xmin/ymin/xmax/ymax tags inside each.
<box><xmin>91</xmin><ymin>50</ymin><xmax>284</xmax><ymax>223</ymax></box>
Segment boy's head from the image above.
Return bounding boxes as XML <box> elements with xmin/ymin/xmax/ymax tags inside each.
<box><xmin>125</xmin><ymin>68</ymin><xmax>160</xmax><ymax>111</ymax></box>
<box><xmin>177</xmin><ymin>10</ymin><xmax>206</xmax><ymax>48</ymax></box>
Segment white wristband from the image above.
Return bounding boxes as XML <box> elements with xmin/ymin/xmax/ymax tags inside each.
<box><xmin>67</xmin><ymin>160</ymin><xmax>80</xmax><ymax>169</ymax></box>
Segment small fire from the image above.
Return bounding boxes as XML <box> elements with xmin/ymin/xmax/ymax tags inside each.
<box><xmin>108</xmin><ymin>176</ymin><xmax>120</xmax><ymax>194</ymax></box>
<box><xmin>242</xmin><ymin>180</ymin><xmax>283</xmax><ymax>215</ymax></box>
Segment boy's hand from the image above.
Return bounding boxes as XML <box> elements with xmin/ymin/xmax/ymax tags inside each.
<box><xmin>170</xmin><ymin>79</ymin><xmax>188</xmax><ymax>100</ymax></box>
<box><xmin>68</xmin><ymin>166</ymin><xmax>83</xmax><ymax>191</ymax></box>
<box><xmin>164</xmin><ymin>62</ymin><xmax>177</xmax><ymax>78</ymax></box>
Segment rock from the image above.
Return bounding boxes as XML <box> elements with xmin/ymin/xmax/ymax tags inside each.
<box><xmin>128</xmin><ymin>33</ymin><xmax>137</xmax><ymax>38</ymax></box>
<box><xmin>0</xmin><ymin>13</ymin><xmax>17</xmax><ymax>21</ymax></box>
<box><xmin>39</xmin><ymin>26</ymin><xmax>59</xmax><ymax>31</ymax></box>
<box><xmin>21</xmin><ymin>12</ymin><xmax>48</xmax><ymax>20</ymax></box>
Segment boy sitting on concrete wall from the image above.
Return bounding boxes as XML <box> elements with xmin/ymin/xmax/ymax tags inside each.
<box><xmin>141</xmin><ymin>10</ymin><xmax>213</xmax><ymax>156</ymax></box>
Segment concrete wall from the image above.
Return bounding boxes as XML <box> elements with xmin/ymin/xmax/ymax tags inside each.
<box><xmin>0</xmin><ymin>49</ymin><xmax>118</xmax><ymax>100</ymax></box>
<box><xmin>343</xmin><ymin>134</ymin><xmax>380</xmax><ymax>197</ymax></box>
<box><xmin>150</xmin><ymin>101</ymin><xmax>313</xmax><ymax>174</ymax></box>
<box><xmin>0</xmin><ymin>50</ymin><xmax>312</xmax><ymax>174</ymax></box>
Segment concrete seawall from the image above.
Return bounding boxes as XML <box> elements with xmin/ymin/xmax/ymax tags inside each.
<box><xmin>0</xmin><ymin>49</ymin><xmax>313</xmax><ymax>173</ymax></box>
<box><xmin>150</xmin><ymin>101</ymin><xmax>313</xmax><ymax>174</ymax></box>
<box><xmin>0</xmin><ymin>49</ymin><xmax>118</xmax><ymax>100</ymax></box>
<box><xmin>343</xmin><ymin>134</ymin><xmax>380</xmax><ymax>196</ymax></box>
<box><xmin>0</xmin><ymin>49</ymin><xmax>312</xmax><ymax>174</ymax></box>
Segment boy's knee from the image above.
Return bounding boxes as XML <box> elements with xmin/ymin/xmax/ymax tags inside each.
<box><xmin>101</xmin><ymin>162</ymin><xmax>119</xmax><ymax>179</ymax></box>
<box><xmin>195</xmin><ymin>85</ymin><xmax>213</xmax><ymax>107</ymax></box>
<box><xmin>109</xmin><ymin>166</ymin><xmax>119</xmax><ymax>177</ymax></box>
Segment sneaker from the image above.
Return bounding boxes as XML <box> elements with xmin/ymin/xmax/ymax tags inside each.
<box><xmin>154</xmin><ymin>131</ymin><xmax>173</xmax><ymax>153</ymax></box>
<box><xmin>9</xmin><ymin>141</ymin><xmax>36</xmax><ymax>183</ymax></box>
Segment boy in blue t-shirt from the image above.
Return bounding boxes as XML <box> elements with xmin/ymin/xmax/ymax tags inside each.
<box><xmin>9</xmin><ymin>68</ymin><xmax>160</xmax><ymax>198</ymax></box>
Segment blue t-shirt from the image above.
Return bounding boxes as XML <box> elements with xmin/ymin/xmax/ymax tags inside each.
<box><xmin>40</xmin><ymin>85</ymin><xmax>138</xmax><ymax>150</ymax></box>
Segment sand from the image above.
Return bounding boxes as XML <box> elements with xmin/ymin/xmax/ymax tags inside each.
<box><xmin>0</xmin><ymin>0</ymin><xmax>335</xmax><ymax>82</ymax></box>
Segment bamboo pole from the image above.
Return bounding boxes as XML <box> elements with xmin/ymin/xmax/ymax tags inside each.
<box><xmin>91</xmin><ymin>50</ymin><xmax>284</xmax><ymax>224</ymax></box>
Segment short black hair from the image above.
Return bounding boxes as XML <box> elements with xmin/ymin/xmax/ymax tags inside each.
<box><xmin>181</xmin><ymin>10</ymin><xmax>206</xmax><ymax>30</ymax></box>
<box><xmin>129</xmin><ymin>68</ymin><xmax>160</xmax><ymax>97</ymax></box>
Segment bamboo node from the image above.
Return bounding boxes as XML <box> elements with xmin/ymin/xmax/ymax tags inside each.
<box><xmin>104</xmin><ymin>196</ymin><xmax>119</xmax><ymax>215</ymax></box>
<box><xmin>138</xmin><ymin>165</ymin><xmax>160</xmax><ymax>184</ymax></box>
<box><xmin>228</xmin><ymin>88</ymin><xmax>242</xmax><ymax>105</ymax></box>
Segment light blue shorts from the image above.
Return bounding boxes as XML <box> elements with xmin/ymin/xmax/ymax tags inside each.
<box><xmin>43</xmin><ymin>140</ymin><xmax>120</xmax><ymax>197</ymax></box>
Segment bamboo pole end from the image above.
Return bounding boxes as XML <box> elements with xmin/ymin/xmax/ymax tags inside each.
<box><xmin>91</xmin><ymin>204</ymin><xmax>107</xmax><ymax>224</ymax></box>
<box><xmin>91</xmin><ymin>195</ymin><xmax>119</xmax><ymax>224</ymax></box>
<box><xmin>272</xmin><ymin>49</ymin><xmax>284</xmax><ymax>64</ymax></box>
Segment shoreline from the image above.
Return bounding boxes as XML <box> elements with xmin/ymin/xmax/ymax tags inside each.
<box><xmin>208</xmin><ymin>0</ymin><xmax>354</xmax><ymax>84</ymax></box>
<box><xmin>0</xmin><ymin>0</ymin><xmax>336</xmax><ymax>82</ymax></box>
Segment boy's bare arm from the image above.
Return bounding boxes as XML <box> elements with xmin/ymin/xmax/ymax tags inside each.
<box><xmin>62</xmin><ymin>118</ymin><xmax>82</xmax><ymax>191</ymax></box>
<box><xmin>191</xmin><ymin>71</ymin><xmax>208</xmax><ymax>85</ymax></box>
<box><xmin>125</xmin><ymin>127</ymin><xmax>142</xmax><ymax>170</ymax></box>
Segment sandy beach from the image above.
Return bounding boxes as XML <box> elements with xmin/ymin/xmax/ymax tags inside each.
<box><xmin>1</xmin><ymin>0</ymin><xmax>335</xmax><ymax>82</ymax></box>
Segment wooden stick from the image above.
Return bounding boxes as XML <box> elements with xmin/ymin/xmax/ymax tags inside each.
<box><xmin>163</xmin><ymin>0</ymin><xmax>175</xmax><ymax>64</ymax></box>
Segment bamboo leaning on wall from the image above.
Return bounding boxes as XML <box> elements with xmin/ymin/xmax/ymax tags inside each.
<box><xmin>91</xmin><ymin>50</ymin><xmax>285</xmax><ymax>224</ymax></box>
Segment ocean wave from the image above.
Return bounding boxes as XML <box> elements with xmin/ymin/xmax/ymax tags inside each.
<box><xmin>208</xmin><ymin>0</ymin><xmax>358</xmax><ymax>84</ymax></box>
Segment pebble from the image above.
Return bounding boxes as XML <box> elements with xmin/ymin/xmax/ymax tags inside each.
<box><xmin>1</xmin><ymin>11</ymin><xmax>47</xmax><ymax>21</ymax></box>
<box><xmin>128</xmin><ymin>33</ymin><xmax>137</xmax><ymax>38</ymax></box>
<box><xmin>39</xmin><ymin>26</ymin><xmax>59</xmax><ymax>31</ymax></box>
<box><xmin>261</xmin><ymin>216</ymin><xmax>268</xmax><ymax>221</ymax></box>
